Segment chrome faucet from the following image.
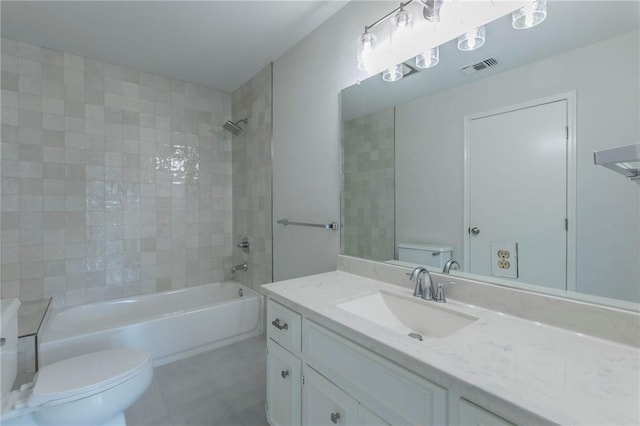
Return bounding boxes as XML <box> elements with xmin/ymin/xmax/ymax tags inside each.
<box><xmin>231</xmin><ymin>263</ymin><xmax>248</xmax><ymax>273</ymax></box>
<box><xmin>434</xmin><ymin>281</ymin><xmax>456</xmax><ymax>303</ymax></box>
<box><xmin>409</xmin><ymin>267</ymin><xmax>435</xmax><ymax>300</ymax></box>
<box><xmin>442</xmin><ymin>259</ymin><xmax>460</xmax><ymax>274</ymax></box>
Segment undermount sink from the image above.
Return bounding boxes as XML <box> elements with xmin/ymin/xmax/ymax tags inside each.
<box><xmin>336</xmin><ymin>291</ymin><xmax>478</xmax><ymax>339</ymax></box>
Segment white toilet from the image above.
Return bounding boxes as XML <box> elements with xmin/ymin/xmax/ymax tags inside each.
<box><xmin>1</xmin><ymin>299</ymin><xmax>153</xmax><ymax>426</ymax></box>
<box><xmin>388</xmin><ymin>242</ymin><xmax>453</xmax><ymax>269</ymax></box>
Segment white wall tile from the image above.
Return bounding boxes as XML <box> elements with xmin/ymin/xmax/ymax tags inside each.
<box><xmin>2</xmin><ymin>37</ymin><xmax>234</xmax><ymax>306</ymax></box>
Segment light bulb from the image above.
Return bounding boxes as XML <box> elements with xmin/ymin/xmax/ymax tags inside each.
<box><xmin>512</xmin><ymin>0</ymin><xmax>547</xmax><ymax>29</ymax></box>
<box><xmin>382</xmin><ymin>64</ymin><xmax>403</xmax><ymax>82</ymax></box>
<box><xmin>394</xmin><ymin>9</ymin><xmax>412</xmax><ymax>28</ymax></box>
<box><xmin>422</xmin><ymin>0</ymin><xmax>444</xmax><ymax>23</ymax></box>
<box><xmin>416</xmin><ymin>47</ymin><xmax>439</xmax><ymax>69</ymax></box>
<box><xmin>356</xmin><ymin>32</ymin><xmax>376</xmax><ymax>71</ymax></box>
<box><xmin>458</xmin><ymin>26</ymin><xmax>485</xmax><ymax>52</ymax></box>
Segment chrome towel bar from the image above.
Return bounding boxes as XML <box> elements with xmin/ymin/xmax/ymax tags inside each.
<box><xmin>277</xmin><ymin>218</ymin><xmax>339</xmax><ymax>231</ymax></box>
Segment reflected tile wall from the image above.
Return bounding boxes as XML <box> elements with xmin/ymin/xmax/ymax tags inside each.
<box><xmin>341</xmin><ymin>107</ymin><xmax>395</xmax><ymax>261</ymax></box>
<box><xmin>231</xmin><ymin>64</ymin><xmax>273</xmax><ymax>291</ymax></box>
<box><xmin>1</xmin><ymin>38</ymin><xmax>233</xmax><ymax>307</ymax></box>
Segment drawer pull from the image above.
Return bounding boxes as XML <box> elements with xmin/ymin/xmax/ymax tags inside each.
<box><xmin>0</xmin><ymin>338</ymin><xmax>5</xmax><ymax>347</ymax></box>
<box><xmin>281</xmin><ymin>370</ymin><xmax>289</xmax><ymax>379</ymax></box>
<box><xmin>271</xmin><ymin>318</ymin><xmax>289</xmax><ymax>331</ymax></box>
<box><xmin>330</xmin><ymin>412</ymin><xmax>341</xmax><ymax>424</ymax></box>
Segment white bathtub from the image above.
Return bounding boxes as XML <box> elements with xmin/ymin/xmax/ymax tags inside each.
<box><xmin>39</xmin><ymin>281</ymin><xmax>263</xmax><ymax>367</ymax></box>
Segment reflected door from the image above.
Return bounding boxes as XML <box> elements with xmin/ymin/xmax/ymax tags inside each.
<box><xmin>467</xmin><ymin>100</ymin><xmax>568</xmax><ymax>289</ymax></box>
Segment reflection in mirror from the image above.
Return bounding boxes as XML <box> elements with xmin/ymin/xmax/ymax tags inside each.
<box><xmin>340</xmin><ymin>1</ymin><xmax>639</xmax><ymax>306</ymax></box>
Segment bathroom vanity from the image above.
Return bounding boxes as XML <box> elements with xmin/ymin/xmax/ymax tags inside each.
<box><xmin>262</xmin><ymin>260</ymin><xmax>639</xmax><ymax>426</ymax></box>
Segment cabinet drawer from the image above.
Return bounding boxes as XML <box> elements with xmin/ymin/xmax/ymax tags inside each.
<box><xmin>267</xmin><ymin>299</ymin><xmax>302</xmax><ymax>354</ymax></box>
<box><xmin>305</xmin><ymin>321</ymin><xmax>447</xmax><ymax>425</ymax></box>
<box><xmin>459</xmin><ymin>399</ymin><xmax>516</xmax><ymax>426</ymax></box>
<box><xmin>303</xmin><ymin>367</ymin><xmax>359</xmax><ymax>426</ymax></box>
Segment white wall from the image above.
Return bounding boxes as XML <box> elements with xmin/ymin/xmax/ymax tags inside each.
<box><xmin>272</xmin><ymin>1</ymin><xmax>393</xmax><ymax>281</ymax></box>
<box><xmin>395</xmin><ymin>31</ymin><xmax>639</xmax><ymax>302</ymax></box>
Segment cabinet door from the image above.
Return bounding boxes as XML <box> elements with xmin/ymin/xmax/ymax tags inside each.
<box><xmin>267</xmin><ymin>340</ymin><xmax>302</xmax><ymax>426</ymax></box>
<box><xmin>459</xmin><ymin>399</ymin><xmax>516</xmax><ymax>426</ymax></box>
<box><xmin>358</xmin><ymin>406</ymin><xmax>391</xmax><ymax>426</ymax></box>
<box><xmin>303</xmin><ymin>367</ymin><xmax>359</xmax><ymax>426</ymax></box>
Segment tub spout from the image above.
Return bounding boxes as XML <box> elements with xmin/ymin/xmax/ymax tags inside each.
<box><xmin>231</xmin><ymin>263</ymin><xmax>248</xmax><ymax>273</ymax></box>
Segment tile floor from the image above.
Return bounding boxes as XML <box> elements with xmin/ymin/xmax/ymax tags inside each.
<box><xmin>126</xmin><ymin>335</ymin><xmax>268</xmax><ymax>426</ymax></box>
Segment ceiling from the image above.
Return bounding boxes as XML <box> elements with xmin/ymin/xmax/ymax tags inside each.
<box><xmin>1</xmin><ymin>1</ymin><xmax>348</xmax><ymax>92</ymax></box>
<box><xmin>342</xmin><ymin>1</ymin><xmax>640</xmax><ymax>120</ymax></box>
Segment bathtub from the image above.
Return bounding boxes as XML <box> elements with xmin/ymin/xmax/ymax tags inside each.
<box><xmin>39</xmin><ymin>281</ymin><xmax>263</xmax><ymax>367</ymax></box>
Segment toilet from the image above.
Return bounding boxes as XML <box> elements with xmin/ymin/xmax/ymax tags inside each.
<box><xmin>1</xmin><ymin>299</ymin><xmax>153</xmax><ymax>426</ymax></box>
<box><xmin>389</xmin><ymin>242</ymin><xmax>453</xmax><ymax>269</ymax></box>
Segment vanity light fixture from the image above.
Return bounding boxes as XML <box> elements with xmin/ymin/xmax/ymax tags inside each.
<box><xmin>357</xmin><ymin>0</ymin><xmax>541</xmax><ymax>82</ymax></box>
<box><xmin>457</xmin><ymin>26</ymin><xmax>486</xmax><ymax>52</ymax></box>
<box><xmin>382</xmin><ymin>64</ymin><xmax>405</xmax><ymax>82</ymax></box>
<box><xmin>416</xmin><ymin>46</ymin><xmax>439</xmax><ymax>69</ymax></box>
<box><xmin>357</xmin><ymin>31</ymin><xmax>376</xmax><ymax>71</ymax></box>
<box><xmin>512</xmin><ymin>0</ymin><xmax>547</xmax><ymax>30</ymax></box>
<box><xmin>421</xmin><ymin>0</ymin><xmax>443</xmax><ymax>23</ymax></box>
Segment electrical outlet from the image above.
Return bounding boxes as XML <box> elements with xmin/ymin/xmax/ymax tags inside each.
<box><xmin>491</xmin><ymin>241</ymin><xmax>518</xmax><ymax>279</ymax></box>
<box><xmin>498</xmin><ymin>259</ymin><xmax>510</xmax><ymax>269</ymax></box>
<box><xmin>497</xmin><ymin>250</ymin><xmax>510</xmax><ymax>259</ymax></box>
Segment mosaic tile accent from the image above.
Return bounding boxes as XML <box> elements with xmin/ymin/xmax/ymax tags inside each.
<box><xmin>341</xmin><ymin>107</ymin><xmax>395</xmax><ymax>261</ymax></box>
<box><xmin>1</xmin><ymin>38</ymin><xmax>233</xmax><ymax>307</ymax></box>
<box><xmin>231</xmin><ymin>64</ymin><xmax>273</xmax><ymax>291</ymax></box>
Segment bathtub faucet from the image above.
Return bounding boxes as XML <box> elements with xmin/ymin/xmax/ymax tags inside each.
<box><xmin>231</xmin><ymin>263</ymin><xmax>248</xmax><ymax>273</ymax></box>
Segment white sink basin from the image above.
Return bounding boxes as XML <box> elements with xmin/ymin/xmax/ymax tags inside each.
<box><xmin>336</xmin><ymin>291</ymin><xmax>477</xmax><ymax>339</ymax></box>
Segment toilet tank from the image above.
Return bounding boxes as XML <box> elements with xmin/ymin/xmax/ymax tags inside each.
<box><xmin>1</xmin><ymin>299</ymin><xmax>20</xmax><ymax>404</ymax></box>
<box><xmin>397</xmin><ymin>243</ymin><xmax>453</xmax><ymax>269</ymax></box>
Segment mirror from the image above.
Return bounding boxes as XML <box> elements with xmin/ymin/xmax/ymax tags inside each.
<box><xmin>340</xmin><ymin>1</ymin><xmax>639</xmax><ymax>307</ymax></box>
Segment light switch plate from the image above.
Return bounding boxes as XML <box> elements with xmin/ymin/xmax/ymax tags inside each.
<box><xmin>491</xmin><ymin>241</ymin><xmax>518</xmax><ymax>279</ymax></box>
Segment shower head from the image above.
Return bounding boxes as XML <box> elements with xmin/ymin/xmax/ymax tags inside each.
<box><xmin>223</xmin><ymin>118</ymin><xmax>248</xmax><ymax>136</ymax></box>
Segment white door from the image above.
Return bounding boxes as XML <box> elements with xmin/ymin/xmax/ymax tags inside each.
<box><xmin>467</xmin><ymin>100</ymin><xmax>568</xmax><ymax>289</ymax></box>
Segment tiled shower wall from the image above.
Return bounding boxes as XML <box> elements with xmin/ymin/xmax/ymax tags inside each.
<box><xmin>341</xmin><ymin>107</ymin><xmax>395</xmax><ymax>261</ymax></box>
<box><xmin>1</xmin><ymin>38</ymin><xmax>234</xmax><ymax>307</ymax></box>
<box><xmin>231</xmin><ymin>64</ymin><xmax>273</xmax><ymax>291</ymax></box>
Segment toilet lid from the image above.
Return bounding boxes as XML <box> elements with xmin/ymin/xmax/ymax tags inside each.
<box><xmin>28</xmin><ymin>349</ymin><xmax>151</xmax><ymax>407</ymax></box>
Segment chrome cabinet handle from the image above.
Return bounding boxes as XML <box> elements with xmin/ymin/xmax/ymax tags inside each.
<box><xmin>470</xmin><ymin>227</ymin><xmax>480</xmax><ymax>235</ymax></box>
<box><xmin>236</xmin><ymin>238</ymin><xmax>250</xmax><ymax>253</ymax></box>
<box><xmin>271</xmin><ymin>318</ymin><xmax>288</xmax><ymax>331</ymax></box>
<box><xmin>0</xmin><ymin>337</ymin><xmax>5</xmax><ymax>347</ymax></box>
<box><xmin>281</xmin><ymin>370</ymin><xmax>289</xmax><ymax>379</ymax></box>
<box><xmin>331</xmin><ymin>412</ymin><xmax>341</xmax><ymax>424</ymax></box>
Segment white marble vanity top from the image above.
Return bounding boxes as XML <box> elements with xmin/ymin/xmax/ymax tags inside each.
<box><xmin>262</xmin><ymin>271</ymin><xmax>640</xmax><ymax>425</ymax></box>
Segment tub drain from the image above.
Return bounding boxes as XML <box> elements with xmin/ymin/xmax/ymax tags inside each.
<box><xmin>408</xmin><ymin>332</ymin><xmax>423</xmax><ymax>341</ymax></box>
<box><xmin>238</xmin><ymin>288</ymin><xmax>244</xmax><ymax>297</ymax></box>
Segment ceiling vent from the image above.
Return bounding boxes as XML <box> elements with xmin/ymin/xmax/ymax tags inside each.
<box><xmin>460</xmin><ymin>58</ymin><xmax>498</xmax><ymax>76</ymax></box>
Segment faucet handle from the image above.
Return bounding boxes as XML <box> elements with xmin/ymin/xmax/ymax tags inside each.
<box><xmin>435</xmin><ymin>281</ymin><xmax>456</xmax><ymax>303</ymax></box>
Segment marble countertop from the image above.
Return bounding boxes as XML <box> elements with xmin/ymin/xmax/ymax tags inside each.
<box><xmin>262</xmin><ymin>271</ymin><xmax>639</xmax><ymax>425</ymax></box>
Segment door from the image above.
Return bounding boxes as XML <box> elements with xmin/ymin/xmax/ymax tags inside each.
<box><xmin>267</xmin><ymin>340</ymin><xmax>302</xmax><ymax>426</ymax></box>
<box><xmin>466</xmin><ymin>99</ymin><xmax>568</xmax><ymax>289</ymax></box>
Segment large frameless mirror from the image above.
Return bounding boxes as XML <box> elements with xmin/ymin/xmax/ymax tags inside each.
<box><xmin>340</xmin><ymin>1</ymin><xmax>639</xmax><ymax>308</ymax></box>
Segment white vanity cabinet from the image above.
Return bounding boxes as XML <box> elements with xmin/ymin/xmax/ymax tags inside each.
<box><xmin>266</xmin><ymin>298</ymin><xmax>448</xmax><ymax>426</ymax></box>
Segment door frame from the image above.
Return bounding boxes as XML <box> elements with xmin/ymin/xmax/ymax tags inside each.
<box><xmin>462</xmin><ymin>91</ymin><xmax>577</xmax><ymax>291</ymax></box>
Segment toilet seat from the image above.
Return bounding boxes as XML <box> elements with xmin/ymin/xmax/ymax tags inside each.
<box><xmin>27</xmin><ymin>349</ymin><xmax>151</xmax><ymax>408</ymax></box>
